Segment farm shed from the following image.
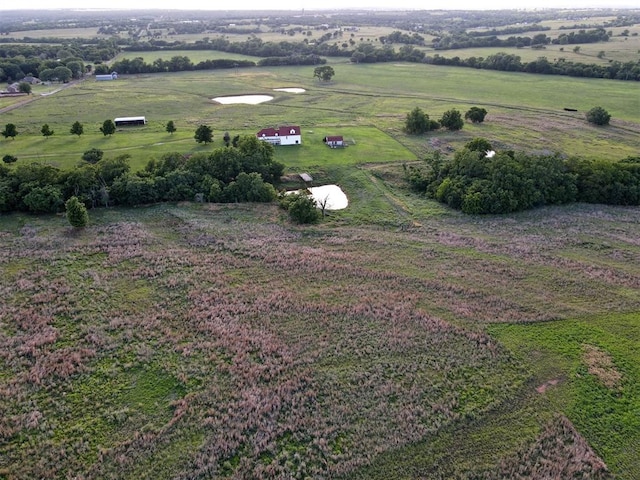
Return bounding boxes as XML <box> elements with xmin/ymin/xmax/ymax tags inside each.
<box><xmin>323</xmin><ymin>136</ymin><xmax>344</xmax><ymax>148</ymax></box>
<box><xmin>257</xmin><ymin>126</ymin><xmax>301</xmax><ymax>145</ymax></box>
<box><xmin>114</xmin><ymin>116</ymin><xmax>146</xmax><ymax>126</ymax></box>
<box><xmin>96</xmin><ymin>72</ymin><xmax>118</xmax><ymax>81</ymax></box>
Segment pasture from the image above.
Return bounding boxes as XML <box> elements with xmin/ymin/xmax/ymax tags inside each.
<box><xmin>2</xmin><ymin>61</ymin><xmax>639</xmax><ymax>174</ymax></box>
<box><xmin>1</xmin><ymin>34</ymin><xmax>640</xmax><ymax>478</ymax></box>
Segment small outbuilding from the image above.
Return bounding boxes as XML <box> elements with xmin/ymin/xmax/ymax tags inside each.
<box><xmin>114</xmin><ymin>116</ymin><xmax>146</xmax><ymax>126</ymax></box>
<box><xmin>96</xmin><ymin>72</ymin><xmax>118</xmax><ymax>81</ymax></box>
<box><xmin>323</xmin><ymin>136</ymin><xmax>344</xmax><ymax>148</ymax></box>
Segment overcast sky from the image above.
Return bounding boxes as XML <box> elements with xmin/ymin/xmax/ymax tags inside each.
<box><xmin>1</xmin><ymin>1</ymin><xmax>638</xmax><ymax>11</ymax></box>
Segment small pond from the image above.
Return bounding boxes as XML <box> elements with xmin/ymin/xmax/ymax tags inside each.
<box><xmin>288</xmin><ymin>185</ymin><xmax>349</xmax><ymax>210</ymax></box>
<box><xmin>273</xmin><ymin>88</ymin><xmax>306</xmax><ymax>93</ymax></box>
<box><xmin>212</xmin><ymin>95</ymin><xmax>273</xmax><ymax>104</ymax></box>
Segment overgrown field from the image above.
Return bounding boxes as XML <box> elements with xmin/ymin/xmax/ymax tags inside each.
<box><xmin>1</xmin><ymin>197</ymin><xmax>639</xmax><ymax>478</ymax></box>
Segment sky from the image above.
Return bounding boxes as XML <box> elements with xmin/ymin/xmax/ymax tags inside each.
<box><xmin>1</xmin><ymin>0</ymin><xmax>638</xmax><ymax>10</ymax></box>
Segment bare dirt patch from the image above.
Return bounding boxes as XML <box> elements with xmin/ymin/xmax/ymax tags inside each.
<box><xmin>536</xmin><ymin>378</ymin><xmax>561</xmax><ymax>394</ymax></box>
<box><xmin>583</xmin><ymin>344</ymin><xmax>623</xmax><ymax>389</ymax></box>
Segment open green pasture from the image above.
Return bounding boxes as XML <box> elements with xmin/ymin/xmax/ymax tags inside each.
<box><xmin>1</xmin><ymin>61</ymin><xmax>639</xmax><ymax>173</ymax></box>
<box><xmin>114</xmin><ymin>49</ymin><xmax>263</xmax><ymax>64</ymax></box>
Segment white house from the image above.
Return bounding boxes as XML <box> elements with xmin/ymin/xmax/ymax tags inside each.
<box><xmin>256</xmin><ymin>126</ymin><xmax>301</xmax><ymax>145</ymax></box>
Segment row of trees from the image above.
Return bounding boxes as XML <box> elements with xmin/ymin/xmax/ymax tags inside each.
<box><xmin>1</xmin><ymin>120</ymin><xmax>116</xmax><ymax>142</ymax></box>
<box><xmin>426</xmin><ymin>52</ymin><xmax>640</xmax><ymax>81</ymax></box>
<box><xmin>432</xmin><ymin>28</ymin><xmax>611</xmax><ymax>50</ymax></box>
<box><xmin>0</xmin><ymin>135</ymin><xmax>285</xmax><ymax>214</ymax></box>
<box><xmin>404</xmin><ymin>107</ymin><xmax>487</xmax><ymax>134</ymax></box>
<box><xmin>405</xmin><ymin>139</ymin><xmax>640</xmax><ymax>214</ymax></box>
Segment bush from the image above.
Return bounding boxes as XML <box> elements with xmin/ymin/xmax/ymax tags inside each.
<box><xmin>465</xmin><ymin>107</ymin><xmax>488</xmax><ymax>123</ymax></box>
<box><xmin>3</xmin><ymin>154</ymin><xmax>18</xmax><ymax>164</ymax></box>
<box><xmin>440</xmin><ymin>109</ymin><xmax>464</xmax><ymax>131</ymax></box>
<box><xmin>586</xmin><ymin>106</ymin><xmax>611</xmax><ymax>126</ymax></box>
<box><xmin>282</xmin><ymin>192</ymin><xmax>321</xmax><ymax>224</ymax></box>
<box><xmin>404</xmin><ymin>107</ymin><xmax>431</xmax><ymax>134</ymax></box>
<box><xmin>65</xmin><ymin>196</ymin><xmax>89</xmax><ymax>228</ymax></box>
<box><xmin>22</xmin><ymin>185</ymin><xmax>64</xmax><ymax>213</ymax></box>
<box><xmin>82</xmin><ymin>148</ymin><xmax>104</xmax><ymax>164</ymax></box>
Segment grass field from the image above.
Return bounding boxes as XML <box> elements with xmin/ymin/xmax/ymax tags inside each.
<box><xmin>1</xmin><ymin>62</ymin><xmax>639</xmax><ymax>175</ymax></box>
<box><xmin>1</xmin><ymin>30</ymin><xmax>640</xmax><ymax>478</ymax></box>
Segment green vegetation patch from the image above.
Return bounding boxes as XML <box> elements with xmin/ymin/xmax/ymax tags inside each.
<box><xmin>489</xmin><ymin>312</ymin><xmax>640</xmax><ymax>479</ymax></box>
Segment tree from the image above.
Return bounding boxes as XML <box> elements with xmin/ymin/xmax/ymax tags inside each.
<box><xmin>100</xmin><ymin>119</ymin><xmax>116</xmax><ymax>136</ymax></box>
<box><xmin>313</xmin><ymin>65</ymin><xmax>335</xmax><ymax>82</ymax></box>
<box><xmin>586</xmin><ymin>106</ymin><xmax>611</xmax><ymax>126</ymax></box>
<box><xmin>404</xmin><ymin>107</ymin><xmax>430</xmax><ymax>134</ymax></box>
<box><xmin>194</xmin><ymin>125</ymin><xmax>213</xmax><ymax>144</ymax></box>
<box><xmin>41</xmin><ymin>124</ymin><xmax>54</xmax><ymax>138</ymax></box>
<box><xmin>223</xmin><ymin>131</ymin><xmax>231</xmax><ymax>147</ymax></box>
<box><xmin>2</xmin><ymin>154</ymin><xmax>18</xmax><ymax>164</ymax></box>
<box><xmin>22</xmin><ymin>185</ymin><xmax>64</xmax><ymax>213</ymax></box>
<box><xmin>465</xmin><ymin>107</ymin><xmax>488</xmax><ymax>124</ymax></box>
<box><xmin>18</xmin><ymin>82</ymin><xmax>31</xmax><ymax>94</ymax></box>
<box><xmin>440</xmin><ymin>109</ymin><xmax>464</xmax><ymax>131</ymax></box>
<box><xmin>283</xmin><ymin>192</ymin><xmax>321</xmax><ymax>224</ymax></box>
<box><xmin>465</xmin><ymin>137</ymin><xmax>493</xmax><ymax>153</ymax></box>
<box><xmin>70</xmin><ymin>121</ymin><xmax>84</xmax><ymax>136</ymax></box>
<box><xmin>65</xmin><ymin>196</ymin><xmax>89</xmax><ymax>228</ymax></box>
<box><xmin>53</xmin><ymin>65</ymin><xmax>73</xmax><ymax>83</ymax></box>
<box><xmin>82</xmin><ymin>148</ymin><xmax>104</xmax><ymax>164</ymax></box>
<box><xmin>166</xmin><ymin>120</ymin><xmax>176</xmax><ymax>135</ymax></box>
<box><xmin>1</xmin><ymin>123</ymin><xmax>17</xmax><ymax>140</ymax></box>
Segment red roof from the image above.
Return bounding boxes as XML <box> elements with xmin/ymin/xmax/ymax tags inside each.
<box><xmin>257</xmin><ymin>126</ymin><xmax>300</xmax><ymax>137</ymax></box>
<box><xmin>324</xmin><ymin>136</ymin><xmax>343</xmax><ymax>142</ymax></box>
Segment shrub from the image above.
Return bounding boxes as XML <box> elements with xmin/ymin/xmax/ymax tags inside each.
<box><xmin>465</xmin><ymin>107</ymin><xmax>488</xmax><ymax>123</ymax></box>
<box><xmin>3</xmin><ymin>154</ymin><xmax>18</xmax><ymax>164</ymax></box>
<box><xmin>82</xmin><ymin>148</ymin><xmax>104</xmax><ymax>164</ymax></box>
<box><xmin>282</xmin><ymin>192</ymin><xmax>321</xmax><ymax>224</ymax></box>
<box><xmin>439</xmin><ymin>109</ymin><xmax>464</xmax><ymax>131</ymax></box>
<box><xmin>65</xmin><ymin>196</ymin><xmax>89</xmax><ymax>228</ymax></box>
<box><xmin>586</xmin><ymin>106</ymin><xmax>611</xmax><ymax>126</ymax></box>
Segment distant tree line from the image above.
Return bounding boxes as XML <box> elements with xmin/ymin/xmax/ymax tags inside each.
<box><xmin>406</xmin><ymin>141</ymin><xmax>640</xmax><ymax>214</ymax></box>
<box><xmin>107</xmin><ymin>56</ymin><xmax>257</xmax><ymax>74</ymax></box>
<box><xmin>432</xmin><ymin>28</ymin><xmax>610</xmax><ymax>50</ymax></box>
<box><xmin>0</xmin><ymin>135</ymin><xmax>284</xmax><ymax>214</ymax></box>
<box><xmin>425</xmin><ymin>52</ymin><xmax>640</xmax><ymax>81</ymax></box>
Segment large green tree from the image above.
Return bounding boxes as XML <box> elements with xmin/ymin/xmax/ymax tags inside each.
<box><xmin>404</xmin><ymin>107</ymin><xmax>430</xmax><ymax>134</ymax></box>
<box><xmin>1</xmin><ymin>123</ymin><xmax>17</xmax><ymax>140</ymax></box>
<box><xmin>194</xmin><ymin>125</ymin><xmax>213</xmax><ymax>144</ymax></box>
<box><xmin>313</xmin><ymin>65</ymin><xmax>335</xmax><ymax>82</ymax></box>
<box><xmin>53</xmin><ymin>65</ymin><xmax>73</xmax><ymax>83</ymax></box>
<box><xmin>166</xmin><ymin>120</ymin><xmax>176</xmax><ymax>135</ymax></box>
<box><xmin>100</xmin><ymin>119</ymin><xmax>116</xmax><ymax>136</ymax></box>
<box><xmin>70</xmin><ymin>121</ymin><xmax>84</xmax><ymax>136</ymax></box>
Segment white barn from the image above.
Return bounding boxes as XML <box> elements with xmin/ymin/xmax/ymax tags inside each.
<box><xmin>256</xmin><ymin>126</ymin><xmax>301</xmax><ymax>145</ymax></box>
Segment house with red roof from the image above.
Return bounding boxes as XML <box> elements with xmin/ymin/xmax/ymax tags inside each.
<box><xmin>256</xmin><ymin>126</ymin><xmax>301</xmax><ymax>145</ymax></box>
<box><xmin>323</xmin><ymin>135</ymin><xmax>344</xmax><ymax>148</ymax></box>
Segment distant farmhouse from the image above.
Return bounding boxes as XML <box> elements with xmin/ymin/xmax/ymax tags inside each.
<box><xmin>96</xmin><ymin>72</ymin><xmax>118</xmax><ymax>81</ymax></box>
<box><xmin>114</xmin><ymin>116</ymin><xmax>146</xmax><ymax>126</ymax></box>
<box><xmin>323</xmin><ymin>135</ymin><xmax>344</xmax><ymax>148</ymax></box>
<box><xmin>257</xmin><ymin>126</ymin><xmax>301</xmax><ymax>145</ymax></box>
